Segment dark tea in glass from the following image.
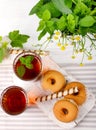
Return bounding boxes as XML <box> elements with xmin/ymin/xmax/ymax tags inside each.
<box><xmin>13</xmin><ymin>51</ymin><xmax>42</xmax><ymax>81</ymax></box>
<box><xmin>1</xmin><ymin>86</ymin><xmax>27</xmax><ymax>115</ymax></box>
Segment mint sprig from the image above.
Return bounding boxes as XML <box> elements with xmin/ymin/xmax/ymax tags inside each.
<box><xmin>29</xmin><ymin>0</ymin><xmax>96</xmax><ymax>40</ymax></box>
<box><xmin>0</xmin><ymin>30</ymin><xmax>30</xmax><ymax>63</ymax></box>
<box><xmin>20</xmin><ymin>55</ymin><xmax>34</xmax><ymax>69</ymax></box>
<box><xmin>17</xmin><ymin>56</ymin><xmax>34</xmax><ymax>78</ymax></box>
<box><xmin>8</xmin><ymin>30</ymin><xmax>30</xmax><ymax>47</ymax></box>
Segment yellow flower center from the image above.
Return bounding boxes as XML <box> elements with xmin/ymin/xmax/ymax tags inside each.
<box><xmin>54</xmin><ymin>36</ymin><xmax>59</xmax><ymax>40</ymax></box>
<box><xmin>55</xmin><ymin>31</ymin><xmax>61</xmax><ymax>35</ymax></box>
<box><xmin>88</xmin><ymin>56</ymin><xmax>93</xmax><ymax>60</ymax></box>
<box><xmin>57</xmin><ymin>42</ymin><xmax>61</xmax><ymax>46</ymax></box>
<box><xmin>75</xmin><ymin>36</ymin><xmax>81</xmax><ymax>41</ymax></box>
<box><xmin>60</xmin><ymin>46</ymin><xmax>66</xmax><ymax>51</ymax></box>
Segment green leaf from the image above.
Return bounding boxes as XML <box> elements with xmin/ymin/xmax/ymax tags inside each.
<box><xmin>25</xmin><ymin>55</ymin><xmax>34</xmax><ymax>64</ymax></box>
<box><xmin>36</xmin><ymin>2</ymin><xmax>61</xmax><ymax>18</ymax></box>
<box><xmin>0</xmin><ymin>48</ymin><xmax>4</xmax><ymax>62</ymax></box>
<box><xmin>38</xmin><ymin>29</ymin><xmax>47</xmax><ymax>40</ymax></box>
<box><xmin>56</xmin><ymin>16</ymin><xmax>67</xmax><ymax>31</ymax></box>
<box><xmin>43</xmin><ymin>0</ymin><xmax>51</xmax><ymax>4</ymax></box>
<box><xmin>79</xmin><ymin>15</ymin><xmax>95</xmax><ymax>27</ymax></box>
<box><xmin>67</xmin><ymin>14</ymin><xmax>76</xmax><ymax>33</ymax></box>
<box><xmin>26</xmin><ymin>63</ymin><xmax>33</xmax><ymax>69</ymax></box>
<box><xmin>20</xmin><ymin>57</ymin><xmax>25</xmax><ymax>64</ymax></box>
<box><xmin>17</xmin><ymin>66</ymin><xmax>26</xmax><ymax>78</ymax></box>
<box><xmin>46</xmin><ymin>20</ymin><xmax>54</xmax><ymax>27</ymax></box>
<box><xmin>52</xmin><ymin>0</ymin><xmax>72</xmax><ymax>14</ymax></box>
<box><xmin>87</xmin><ymin>23</ymin><xmax>96</xmax><ymax>33</ymax></box>
<box><xmin>37</xmin><ymin>20</ymin><xmax>45</xmax><ymax>31</ymax></box>
<box><xmin>46</xmin><ymin>22</ymin><xmax>55</xmax><ymax>35</ymax></box>
<box><xmin>29</xmin><ymin>0</ymin><xmax>43</xmax><ymax>15</ymax></box>
<box><xmin>73</xmin><ymin>2</ymin><xmax>91</xmax><ymax>17</ymax></box>
<box><xmin>19</xmin><ymin>55</ymin><xmax>34</xmax><ymax>69</ymax></box>
<box><xmin>42</xmin><ymin>10</ymin><xmax>51</xmax><ymax>21</ymax></box>
<box><xmin>9</xmin><ymin>30</ymin><xmax>19</xmax><ymax>41</ymax></box>
<box><xmin>79</xmin><ymin>27</ymin><xmax>89</xmax><ymax>36</ymax></box>
<box><xmin>8</xmin><ymin>30</ymin><xmax>30</xmax><ymax>47</ymax></box>
<box><xmin>64</xmin><ymin>0</ymin><xmax>72</xmax><ymax>8</ymax></box>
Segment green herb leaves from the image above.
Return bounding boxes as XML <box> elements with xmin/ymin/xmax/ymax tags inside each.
<box><xmin>52</xmin><ymin>0</ymin><xmax>72</xmax><ymax>14</ymax></box>
<box><xmin>8</xmin><ymin>30</ymin><xmax>30</xmax><ymax>47</ymax></box>
<box><xmin>20</xmin><ymin>55</ymin><xmax>34</xmax><ymax>69</ymax></box>
<box><xmin>17</xmin><ymin>55</ymin><xmax>34</xmax><ymax>78</ymax></box>
<box><xmin>0</xmin><ymin>30</ymin><xmax>30</xmax><ymax>63</ymax></box>
<box><xmin>29</xmin><ymin>0</ymin><xmax>96</xmax><ymax>39</ymax></box>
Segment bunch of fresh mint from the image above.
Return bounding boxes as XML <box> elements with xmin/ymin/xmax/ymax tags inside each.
<box><xmin>29</xmin><ymin>0</ymin><xmax>96</xmax><ymax>40</ymax></box>
<box><xmin>0</xmin><ymin>30</ymin><xmax>29</xmax><ymax>62</ymax></box>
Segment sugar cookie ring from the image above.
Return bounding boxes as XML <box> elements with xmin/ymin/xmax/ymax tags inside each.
<box><xmin>41</xmin><ymin>70</ymin><xmax>66</xmax><ymax>93</ymax></box>
<box><xmin>53</xmin><ymin>99</ymin><xmax>78</xmax><ymax>122</ymax></box>
<box><xmin>64</xmin><ymin>81</ymin><xmax>86</xmax><ymax>105</ymax></box>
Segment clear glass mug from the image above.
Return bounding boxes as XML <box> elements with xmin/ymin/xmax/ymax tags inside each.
<box><xmin>13</xmin><ymin>51</ymin><xmax>42</xmax><ymax>81</ymax></box>
<box><xmin>0</xmin><ymin>86</ymin><xmax>28</xmax><ymax>115</ymax></box>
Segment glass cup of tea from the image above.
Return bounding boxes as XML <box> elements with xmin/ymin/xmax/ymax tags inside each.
<box><xmin>13</xmin><ymin>51</ymin><xmax>42</xmax><ymax>81</ymax></box>
<box><xmin>0</xmin><ymin>86</ymin><xmax>28</xmax><ymax>115</ymax></box>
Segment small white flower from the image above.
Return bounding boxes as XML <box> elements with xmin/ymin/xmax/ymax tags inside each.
<box><xmin>52</xmin><ymin>30</ymin><xmax>62</xmax><ymax>41</ymax></box>
<box><xmin>74</xmin><ymin>35</ymin><xmax>82</xmax><ymax>41</ymax></box>
<box><xmin>52</xmin><ymin>34</ymin><xmax>60</xmax><ymax>41</ymax></box>
<box><xmin>54</xmin><ymin>30</ymin><xmax>62</xmax><ymax>37</ymax></box>
<box><xmin>69</xmin><ymin>35</ymin><xmax>82</xmax><ymax>42</ymax></box>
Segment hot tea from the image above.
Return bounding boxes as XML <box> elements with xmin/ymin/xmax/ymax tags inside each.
<box><xmin>13</xmin><ymin>51</ymin><xmax>42</xmax><ymax>80</ymax></box>
<box><xmin>1</xmin><ymin>86</ymin><xmax>27</xmax><ymax>115</ymax></box>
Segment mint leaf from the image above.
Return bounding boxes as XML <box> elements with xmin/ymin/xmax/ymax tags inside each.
<box><xmin>46</xmin><ymin>21</ymin><xmax>56</xmax><ymax>34</ymax></box>
<box><xmin>25</xmin><ymin>55</ymin><xmax>34</xmax><ymax>64</ymax></box>
<box><xmin>9</xmin><ymin>30</ymin><xmax>19</xmax><ymax>41</ymax></box>
<box><xmin>26</xmin><ymin>63</ymin><xmax>33</xmax><ymax>69</ymax></box>
<box><xmin>64</xmin><ymin>0</ymin><xmax>72</xmax><ymax>8</ymax></box>
<box><xmin>42</xmin><ymin>10</ymin><xmax>51</xmax><ymax>21</ymax></box>
<box><xmin>8</xmin><ymin>30</ymin><xmax>30</xmax><ymax>48</ymax></box>
<box><xmin>56</xmin><ymin>16</ymin><xmax>67</xmax><ymax>31</ymax></box>
<box><xmin>17</xmin><ymin>66</ymin><xmax>25</xmax><ymax>78</ymax></box>
<box><xmin>0</xmin><ymin>48</ymin><xmax>4</xmax><ymax>62</ymax></box>
<box><xmin>20</xmin><ymin>57</ymin><xmax>25</xmax><ymax>64</ymax></box>
<box><xmin>19</xmin><ymin>56</ymin><xmax>34</xmax><ymax>69</ymax></box>
<box><xmin>38</xmin><ymin>29</ymin><xmax>47</xmax><ymax>40</ymax></box>
<box><xmin>67</xmin><ymin>14</ymin><xmax>76</xmax><ymax>33</ymax></box>
<box><xmin>36</xmin><ymin>2</ymin><xmax>61</xmax><ymax>18</ymax></box>
<box><xmin>79</xmin><ymin>15</ymin><xmax>95</xmax><ymax>27</ymax></box>
<box><xmin>29</xmin><ymin>0</ymin><xmax>43</xmax><ymax>15</ymax></box>
<box><xmin>37</xmin><ymin>20</ymin><xmax>45</xmax><ymax>31</ymax></box>
<box><xmin>73</xmin><ymin>2</ymin><xmax>91</xmax><ymax>17</ymax></box>
<box><xmin>52</xmin><ymin>0</ymin><xmax>72</xmax><ymax>14</ymax></box>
